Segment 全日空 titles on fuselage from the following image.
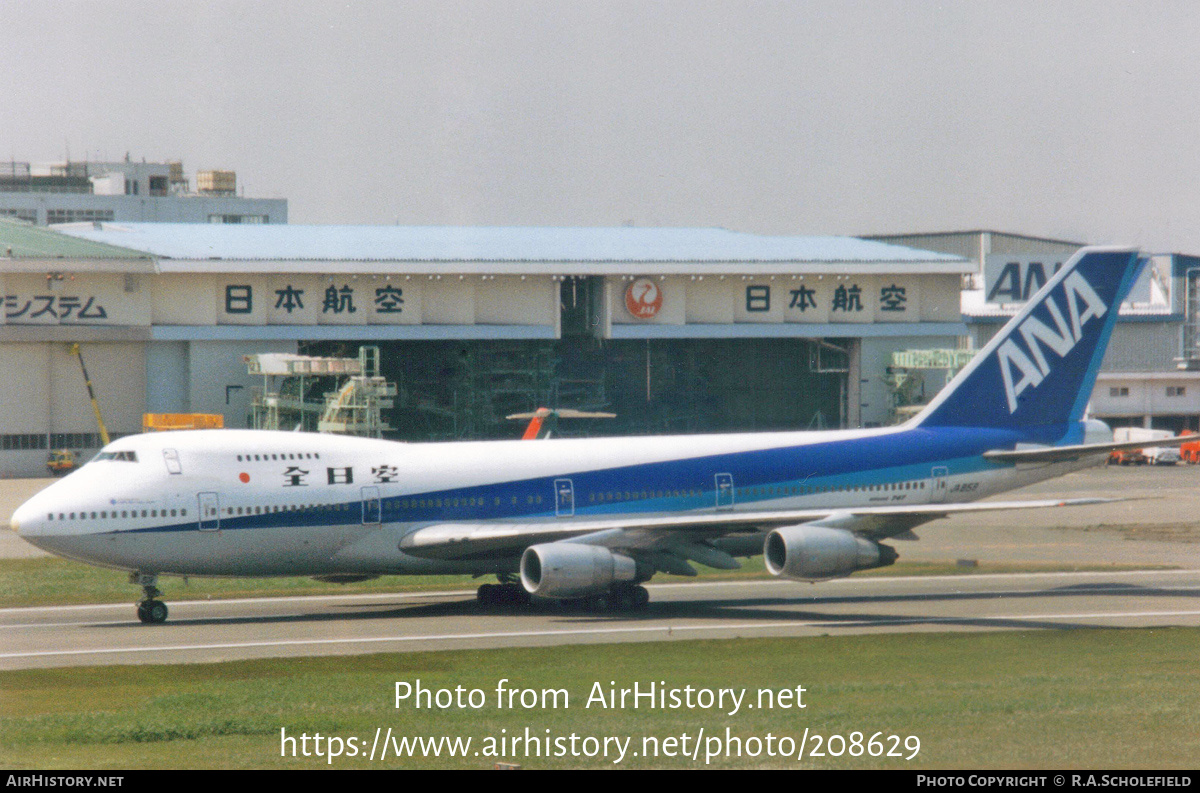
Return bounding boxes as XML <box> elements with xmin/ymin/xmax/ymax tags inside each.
<box><xmin>12</xmin><ymin>246</ymin><xmax>1166</xmax><ymax>623</ymax></box>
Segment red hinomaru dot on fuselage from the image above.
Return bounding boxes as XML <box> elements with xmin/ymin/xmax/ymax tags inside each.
<box><xmin>239</xmin><ymin>473</ymin><xmax>250</xmax><ymax>483</ymax></box>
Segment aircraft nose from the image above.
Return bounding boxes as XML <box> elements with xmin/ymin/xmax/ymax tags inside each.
<box><xmin>10</xmin><ymin>497</ymin><xmax>74</xmax><ymax>558</ymax></box>
<box><xmin>10</xmin><ymin>500</ymin><xmax>42</xmax><ymax>539</ymax></box>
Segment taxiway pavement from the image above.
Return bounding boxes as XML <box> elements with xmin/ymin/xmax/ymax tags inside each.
<box><xmin>3</xmin><ymin>465</ymin><xmax>1200</xmax><ymax>669</ymax></box>
<box><xmin>4</xmin><ymin>569</ymin><xmax>1200</xmax><ymax>669</ymax></box>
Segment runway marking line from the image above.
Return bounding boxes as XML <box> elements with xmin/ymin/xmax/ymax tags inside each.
<box><xmin>2</xmin><ymin>567</ymin><xmax>1197</xmax><ymax>616</ymax></box>
<box><xmin>5</xmin><ymin>608</ymin><xmax>1200</xmax><ymax>661</ymax></box>
<box><xmin>9</xmin><ymin>582</ymin><xmax>1200</xmax><ymax>632</ymax></box>
<box><xmin>0</xmin><ymin>589</ymin><xmax>475</xmax><ymax>614</ymax></box>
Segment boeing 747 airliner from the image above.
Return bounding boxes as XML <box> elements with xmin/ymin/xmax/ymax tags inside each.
<box><xmin>12</xmin><ymin>246</ymin><xmax>1162</xmax><ymax>623</ymax></box>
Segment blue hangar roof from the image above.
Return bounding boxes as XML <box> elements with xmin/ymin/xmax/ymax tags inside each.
<box><xmin>52</xmin><ymin>223</ymin><xmax>968</xmax><ymax>269</ymax></box>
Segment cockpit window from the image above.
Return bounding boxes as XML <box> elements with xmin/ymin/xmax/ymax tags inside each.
<box><xmin>93</xmin><ymin>451</ymin><xmax>139</xmax><ymax>462</ymax></box>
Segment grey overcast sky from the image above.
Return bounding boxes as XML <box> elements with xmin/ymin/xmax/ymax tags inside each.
<box><xmin>2</xmin><ymin>1</ymin><xmax>1199</xmax><ymax>252</ymax></box>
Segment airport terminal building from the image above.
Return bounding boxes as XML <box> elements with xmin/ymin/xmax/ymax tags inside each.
<box><xmin>0</xmin><ymin>221</ymin><xmax>971</xmax><ymax>476</ymax></box>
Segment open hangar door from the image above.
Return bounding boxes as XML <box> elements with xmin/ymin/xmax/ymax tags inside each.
<box><xmin>300</xmin><ymin>337</ymin><xmax>849</xmax><ymax>441</ymax></box>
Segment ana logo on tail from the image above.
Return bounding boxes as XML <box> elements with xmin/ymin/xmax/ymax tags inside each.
<box><xmin>997</xmin><ymin>270</ymin><xmax>1108</xmax><ymax>413</ymax></box>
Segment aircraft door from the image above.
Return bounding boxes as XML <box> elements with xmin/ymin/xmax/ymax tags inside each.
<box><xmin>361</xmin><ymin>486</ymin><xmax>382</xmax><ymax>525</ymax></box>
<box><xmin>554</xmin><ymin>478</ymin><xmax>575</xmax><ymax>517</ymax></box>
<box><xmin>197</xmin><ymin>492</ymin><xmax>220</xmax><ymax>532</ymax></box>
<box><xmin>163</xmin><ymin>448</ymin><xmax>182</xmax><ymax>475</ymax></box>
<box><xmin>930</xmin><ymin>466</ymin><xmax>949</xmax><ymax>503</ymax></box>
<box><xmin>715</xmin><ymin>473</ymin><xmax>734</xmax><ymax>510</ymax></box>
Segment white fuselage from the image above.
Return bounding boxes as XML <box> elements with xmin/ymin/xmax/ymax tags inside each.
<box><xmin>11</xmin><ymin>421</ymin><xmax>1109</xmax><ymax>579</ymax></box>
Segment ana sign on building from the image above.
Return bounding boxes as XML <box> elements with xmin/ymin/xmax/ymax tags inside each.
<box><xmin>984</xmin><ymin>253</ymin><xmax>1167</xmax><ymax>308</ymax></box>
<box><xmin>984</xmin><ymin>255</ymin><xmax>1067</xmax><ymax>304</ymax></box>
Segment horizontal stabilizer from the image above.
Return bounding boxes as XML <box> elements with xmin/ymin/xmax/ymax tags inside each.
<box><xmin>983</xmin><ymin>435</ymin><xmax>1190</xmax><ymax>464</ymax></box>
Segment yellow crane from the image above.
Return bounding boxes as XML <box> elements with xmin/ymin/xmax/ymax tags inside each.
<box><xmin>48</xmin><ymin>344</ymin><xmax>110</xmax><ymax>476</ymax></box>
<box><xmin>71</xmin><ymin>342</ymin><xmax>110</xmax><ymax>446</ymax></box>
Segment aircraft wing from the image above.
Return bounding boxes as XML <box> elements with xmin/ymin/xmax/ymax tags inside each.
<box><xmin>983</xmin><ymin>435</ymin><xmax>1190</xmax><ymax>464</ymax></box>
<box><xmin>398</xmin><ymin>497</ymin><xmax>1117</xmax><ymax>560</ymax></box>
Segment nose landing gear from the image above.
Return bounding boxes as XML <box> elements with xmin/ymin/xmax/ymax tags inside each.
<box><xmin>130</xmin><ymin>572</ymin><xmax>169</xmax><ymax>624</ymax></box>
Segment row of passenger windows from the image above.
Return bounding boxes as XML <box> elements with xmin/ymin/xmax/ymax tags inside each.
<box><xmin>581</xmin><ymin>481</ymin><xmax>926</xmax><ymax>503</ymax></box>
<box><xmin>48</xmin><ymin>503</ymin><xmax>350</xmax><ymax>521</ymax></box>
<box><xmin>228</xmin><ymin>479</ymin><xmax>930</xmax><ymax>515</ymax></box>
<box><xmin>236</xmin><ymin>453</ymin><xmax>320</xmax><ymax>462</ymax></box>
<box><xmin>387</xmin><ymin>480</ymin><xmax>926</xmax><ymax>510</ymax></box>
<box><xmin>222</xmin><ymin>500</ymin><xmax>490</xmax><ymax>516</ymax></box>
<box><xmin>590</xmin><ymin>490</ymin><xmax>701</xmax><ymax>503</ymax></box>
<box><xmin>45</xmin><ymin>478</ymin><xmax>933</xmax><ymax>524</ymax></box>
<box><xmin>48</xmin><ymin>508</ymin><xmax>184</xmax><ymax>521</ymax></box>
<box><xmin>226</xmin><ymin>503</ymin><xmax>350</xmax><ymax>515</ymax></box>
<box><xmin>785</xmin><ymin>481</ymin><xmax>926</xmax><ymax>495</ymax></box>
<box><xmin>394</xmin><ymin>495</ymin><xmax>544</xmax><ymax>510</ymax></box>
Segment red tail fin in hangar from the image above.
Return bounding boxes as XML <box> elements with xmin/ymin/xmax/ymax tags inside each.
<box><xmin>507</xmin><ymin>408</ymin><xmax>617</xmax><ymax>440</ymax></box>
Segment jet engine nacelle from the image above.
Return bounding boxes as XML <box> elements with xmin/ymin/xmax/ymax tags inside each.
<box><xmin>520</xmin><ymin>543</ymin><xmax>637</xmax><ymax>599</ymax></box>
<box><xmin>764</xmin><ymin>525</ymin><xmax>896</xmax><ymax>580</ymax></box>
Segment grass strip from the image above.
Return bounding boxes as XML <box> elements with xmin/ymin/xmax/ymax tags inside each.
<box><xmin>2</xmin><ymin>629</ymin><xmax>1198</xmax><ymax>769</ymax></box>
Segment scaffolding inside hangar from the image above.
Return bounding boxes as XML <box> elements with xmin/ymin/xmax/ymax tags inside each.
<box><xmin>885</xmin><ymin>346</ymin><xmax>977</xmax><ymax>424</ymax></box>
<box><xmin>295</xmin><ymin>335</ymin><xmax>848</xmax><ymax>441</ymax></box>
<box><xmin>245</xmin><ymin>345</ymin><xmax>396</xmax><ymax>437</ymax></box>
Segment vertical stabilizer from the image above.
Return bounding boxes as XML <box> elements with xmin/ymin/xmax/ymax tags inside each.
<box><xmin>912</xmin><ymin>247</ymin><xmax>1144</xmax><ymax>430</ymax></box>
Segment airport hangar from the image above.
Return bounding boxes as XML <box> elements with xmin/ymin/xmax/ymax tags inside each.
<box><xmin>0</xmin><ymin>220</ymin><xmax>972</xmax><ymax>476</ymax></box>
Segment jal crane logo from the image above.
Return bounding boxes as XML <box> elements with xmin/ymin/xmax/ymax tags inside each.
<box><xmin>624</xmin><ymin>278</ymin><xmax>664</xmax><ymax>319</ymax></box>
<box><xmin>997</xmin><ymin>270</ymin><xmax>1108</xmax><ymax>413</ymax></box>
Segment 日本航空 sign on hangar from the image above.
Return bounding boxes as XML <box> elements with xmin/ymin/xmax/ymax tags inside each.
<box><xmin>0</xmin><ymin>220</ymin><xmax>971</xmax><ymax>476</ymax></box>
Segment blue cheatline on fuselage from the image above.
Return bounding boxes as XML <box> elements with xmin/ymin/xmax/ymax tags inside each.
<box><xmin>118</xmin><ymin>422</ymin><xmax>1042</xmax><ymax>534</ymax></box>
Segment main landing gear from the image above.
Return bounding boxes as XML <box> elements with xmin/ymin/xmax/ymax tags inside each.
<box><xmin>131</xmin><ymin>572</ymin><xmax>169</xmax><ymax>624</ymax></box>
<box><xmin>602</xmin><ymin>582</ymin><xmax>651</xmax><ymax>612</ymax></box>
<box><xmin>476</xmin><ymin>582</ymin><xmax>531</xmax><ymax>607</ymax></box>
<box><xmin>476</xmin><ymin>578</ymin><xmax>650</xmax><ymax>612</ymax></box>
<box><xmin>567</xmin><ymin>583</ymin><xmax>651</xmax><ymax>613</ymax></box>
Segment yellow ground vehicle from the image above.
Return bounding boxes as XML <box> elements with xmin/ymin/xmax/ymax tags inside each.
<box><xmin>46</xmin><ymin>449</ymin><xmax>77</xmax><ymax>477</ymax></box>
